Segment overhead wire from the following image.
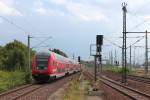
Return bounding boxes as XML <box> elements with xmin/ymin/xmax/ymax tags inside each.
<box><xmin>0</xmin><ymin>16</ymin><xmax>29</xmax><ymax>34</ymax></box>
<box><xmin>32</xmin><ymin>36</ymin><xmax>52</xmax><ymax>49</ymax></box>
<box><xmin>103</xmin><ymin>37</ymin><xmax>122</xmax><ymax>48</ymax></box>
<box><xmin>0</xmin><ymin>14</ymin><xmax>53</xmax><ymax>49</ymax></box>
<box><xmin>128</xmin><ymin>19</ymin><xmax>149</xmax><ymax>31</ymax></box>
<box><xmin>127</xmin><ymin>36</ymin><xmax>144</xmax><ymax>48</ymax></box>
<box><xmin>127</xmin><ymin>0</ymin><xmax>150</xmax><ymax>32</ymax></box>
<box><xmin>125</xmin><ymin>2</ymin><xmax>150</xmax><ymax>49</ymax></box>
<box><xmin>33</xmin><ymin>45</ymin><xmax>51</xmax><ymax>48</ymax></box>
<box><xmin>119</xmin><ymin>36</ymin><xmax>144</xmax><ymax>38</ymax></box>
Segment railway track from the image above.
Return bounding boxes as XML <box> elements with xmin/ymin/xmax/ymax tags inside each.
<box><xmin>0</xmin><ymin>84</ymin><xmax>43</xmax><ymax>100</ymax></box>
<box><xmin>127</xmin><ymin>75</ymin><xmax>150</xmax><ymax>84</ymax></box>
<box><xmin>84</xmin><ymin>71</ymin><xmax>150</xmax><ymax>100</ymax></box>
<box><xmin>100</xmin><ymin>71</ymin><xmax>150</xmax><ymax>84</ymax></box>
<box><xmin>0</xmin><ymin>84</ymin><xmax>32</xmax><ymax>96</ymax></box>
<box><xmin>0</xmin><ymin>72</ymin><xmax>80</xmax><ymax>100</ymax></box>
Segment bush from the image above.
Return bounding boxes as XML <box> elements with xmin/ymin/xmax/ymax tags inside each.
<box><xmin>25</xmin><ymin>71</ymin><xmax>31</xmax><ymax>83</ymax></box>
<box><xmin>104</xmin><ymin>66</ymin><xmax>130</xmax><ymax>74</ymax></box>
<box><xmin>0</xmin><ymin>70</ymin><xmax>29</xmax><ymax>92</ymax></box>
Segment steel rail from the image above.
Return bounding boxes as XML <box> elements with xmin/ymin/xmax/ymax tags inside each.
<box><xmin>0</xmin><ymin>84</ymin><xmax>33</xmax><ymax>96</ymax></box>
<box><xmin>84</xmin><ymin>71</ymin><xmax>150</xmax><ymax>100</ymax></box>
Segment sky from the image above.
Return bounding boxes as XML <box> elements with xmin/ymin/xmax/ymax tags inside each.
<box><xmin>0</xmin><ymin>0</ymin><xmax>150</xmax><ymax>63</ymax></box>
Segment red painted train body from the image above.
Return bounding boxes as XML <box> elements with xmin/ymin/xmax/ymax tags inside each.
<box><xmin>32</xmin><ymin>51</ymin><xmax>80</xmax><ymax>82</ymax></box>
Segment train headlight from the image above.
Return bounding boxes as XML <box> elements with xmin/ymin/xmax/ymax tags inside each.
<box><xmin>37</xmin><ymin>67</ymin><xmax>39</xmax><ymax>70</ymax></box>
<box><xmin>44</xmin><ymin>67</ymin><xmax>47</xmax><ymax>70</ymax></box>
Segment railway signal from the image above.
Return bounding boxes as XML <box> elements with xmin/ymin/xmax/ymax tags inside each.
<box><xmin>78</xmin><ymin>56</ymin><xmax>81</xmax><ymax>63</ymax></box>
<box><xmin>90</xmin><ymin>35</ymin><xmax>103</xmax><ymax>81</ymax></box>
<box><xmin>96</xmin><ymin>35</ymin><xmax>103</xmax><ymax>52</ymax></box>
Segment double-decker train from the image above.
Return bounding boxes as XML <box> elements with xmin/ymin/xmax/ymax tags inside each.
<box><xmin>32</xmin><ymin>51</ymin><xmax>80</xmax><ymax>82</ymax></box>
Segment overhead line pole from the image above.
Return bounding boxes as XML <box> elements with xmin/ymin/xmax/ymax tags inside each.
<box><xmin>125</xmin><ymin>31</ymin><xmax>149</xmax><ymax>75</ymax></box>
<box><xmin>28</xmin><ymin>35</ymin><xmax>31</xmax><ymax>72</ymax></box>
<box><xmin>145</xmin><ymin>30</ymin><xmax>148</xmax><ymax>76</ymax></box>
<box><xmin>130</xmin><ymin>45</ymin><xmax>132</xmax><ymax>70</ymax></box>
<box><xmin>122</xmin><ymin>2</ymin><xmax>127</xmax><ymax>84</ymax></box>
<box><xmin>28</xmin><ymin>35</ymin><xmax>30</xmax><ymax>71</ymax></box>
<box><xmin>111</xmin><ymin>50</ymin><xmax>113</xmax><ymax>65</ymax></box>
<box><xmin>134</xmin><ymin>47</ymin><xmax>136</xmax><ymax>68</ymax></box>
<box><xmin>115</xmin><ymin>49</ymin><xmax>117</xmax><ymax>65</ymax></box>
<box><xmin>121</xmin><ymin>2</ymin><xmax>150</xmax><ymax>81</ymax></box>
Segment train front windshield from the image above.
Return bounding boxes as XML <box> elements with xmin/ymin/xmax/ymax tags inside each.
<box><xmin>36</xmin><ymin>55</ymin><xmax>49</xmax><ymax>70</ymax></box>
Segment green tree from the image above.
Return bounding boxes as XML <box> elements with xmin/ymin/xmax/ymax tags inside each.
<box><xmin>0</xmin><ymin>40</ymin><xmax>35</xmax><ymax>71</ymax></box>
<box><xmin>6</xmin><ymin>49</ymin><xmax>27</xmax><ymax>70</ymax></box>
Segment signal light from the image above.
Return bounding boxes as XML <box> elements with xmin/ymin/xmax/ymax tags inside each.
<box><xmin>96</xmin><ymin>35</ymin><xmax>103</xmax><ymax>46</ymax></box>
<box><xmin>78</xmin><ymin>56</ymin><xmax>80</xmax><ymax>62</ymax></box>
<box><xmin>96</xmin><ymin>35</ymin><xmax>103</xmax><ymax>52</ymax></box>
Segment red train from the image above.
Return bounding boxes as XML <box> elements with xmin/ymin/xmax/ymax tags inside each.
<box><xmin>32</xmin><ymin>51</ymin><xmax>80</xmax><ymax>82</ymax></box>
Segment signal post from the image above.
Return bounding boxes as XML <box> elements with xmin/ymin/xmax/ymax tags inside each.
<box><xmin>90</xmin><ymin>35</ymin><xmax>103</xmax><ymax>81</ymax></box>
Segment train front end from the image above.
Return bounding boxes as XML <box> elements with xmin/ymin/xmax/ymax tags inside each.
<box><xmin>32</xmin><ymin>52</ymin><xmax>52</xmax><ymax>82</ymax></box>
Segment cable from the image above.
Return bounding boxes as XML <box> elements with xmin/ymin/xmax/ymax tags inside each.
<box><xmin>127</xmin><ymin>0</ymin><xmax>150</xmax><ymax>31</ymax></box>
<box><xmin>127</xmin><ymin>36</ymin><xmax>144</xmax><ymax>48</ymax></box>
<box><xmin>0</xmin><ymin>14</ymin><xmax>53</xmax><ymax>50</ymax></box>
<box><xmin>128</xmin><ymin>0</ymin><xmax>150</xmax><ymax>18</ymax></box>
<box><xmin>128</xmin><ymin>1</ymin><xmax>149</xmax><ymax>30</ymax></box>
<box><xmin>104</xmin><ymin>37</ymin><xmax>122</xmax><ymax>48</ymax></box>
<box><xmin>33</xmin><ymin>45</ymin><xmax>51</xmax><ymax>48</ymax></box>
<box><xmin>128</xmin><ymin>19</ymin><xmax>149</xmax><ymax>31</ymax></box>
<box><xmin>0</xmin><ymin>16</ymin><xmax>29</xmax><ymax>34</ymax></box>
<box><xmin>32</xmin><ymin>36</ymin><xmax>52</xmax><ymax>48</ymax></box>
<box><xmin>119</xmin><ymin>36</ymin><xmax>144</xmax><ymax>38</ymax></box>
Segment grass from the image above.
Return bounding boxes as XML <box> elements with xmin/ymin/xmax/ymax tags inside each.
<box><xmin>63</xmin><ymin>75</ymin><xmax>91</xmax><ymax>100</ymax></box>
<box><xmin>103</xmin><ymin>65</ymin><xmax>131</xmax><ymax>74</ymax></box>
<box><xmin>84</xmin><ymin>63</ymin><xmax>131</xmax><ymax>74</ymax></box>
<box><xmin>0</xmin><ymin>70</ymin><xmax>29</xmax><ymax>92</ymax></box>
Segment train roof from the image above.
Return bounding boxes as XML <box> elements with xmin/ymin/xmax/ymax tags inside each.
<box><xmin>36</xmin><ymin>52</ymin><xmax>50</xmax><ymax>56</ymax></box>
<box><xmin>53</xmin><ymin>52</ymin><xmax>78</xmax><ymax>64</ymax></box>
<box><xmin>36</xmin><ymin>51</ymin><xmax>78</xmax><ymax>64</ymax></box>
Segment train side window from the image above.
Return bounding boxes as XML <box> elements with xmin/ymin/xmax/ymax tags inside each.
<box><xmin>53</xmin><ymin>61</ymin><xmax>58</xmax><ymax>67</ymax></box>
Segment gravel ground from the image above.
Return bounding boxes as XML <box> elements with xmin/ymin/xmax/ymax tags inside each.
<box><xmin>83</xmin><ymin>71</ymin><xmax>131</xmax><ymax>100</ymax></box>
<box><xmin>0</xmin><ymin>73</ymin><xmax>80</xmax><ymax>100</ymax></box>
<box><xmin>99</xmin><ymin>71</ymin><xmax>150</xmax><ymax>95</ymax></box>
<box><xmin>18</xmin><ymin>73</ymin><xmax>80</xmax><ymax>100</ymax></box>
<box><xmin>98</xmin><ymin>81</ymin><xmax>132</xmax><ymax>100</ymax></box>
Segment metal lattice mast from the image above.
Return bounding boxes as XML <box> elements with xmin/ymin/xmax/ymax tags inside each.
<box><xmin>145</xmin><ymin>30</ymin><xmax>148</xmax><ymax>75</ymax></box>
<box><xmin>122</xmin><ymin>2</ymin><xmax>127</xmax><ymax>83</ymax></box>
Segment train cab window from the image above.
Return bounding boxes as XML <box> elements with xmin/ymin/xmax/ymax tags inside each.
<box><xmin>36</xmin><ymin>55</ymin><xmax>49</xmax><ymax>70</ymax></box>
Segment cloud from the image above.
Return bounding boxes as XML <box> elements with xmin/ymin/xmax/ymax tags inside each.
<box><xmin>34</xmin><ymin>0</ymin><xmax>64</xmax><ymax>16</ymax></box>
<box><xmin>34</xmin><ymin>0</ymin><xmax>49</xmax><ymax>15</ymax></box>
<box><xmin>36</xmin><ymin>7</ymin><xmax>62</xmax><ymax>16</ymax></box>
<box><xmin>0</xmin><ymin>1</ymin><xmax>22</xmax><ymax>16</ymax></box>
<box><xmin>50</xmin><ymin>0</ymin><xmax>67</xmax><ymax>5</ymax></box>
<box><xmin>49</xmin><ymin>0</ymin><xmax>107</xmax><ymax>22</ymax></box>
<box><xmin>36</xmin><ymin>8</ymin><xmax>47</xmax><ymax>15</ymax></box>
<box><xmin>143</xmin><ymin>15</ymin><xmax>150</xmax><ymax>19</ymax></box>
<box><xmin>66</xmin><ymin>2</ymin><xmax>107</xmax><ymax>22</ymax></box>
<box><xmin>0</xmin><ymin>18</ymin><xmax>3</xmax><ymax>23</ymax></box>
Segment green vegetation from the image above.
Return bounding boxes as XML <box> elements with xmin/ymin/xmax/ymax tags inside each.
<box><xmin>0</xmin><ymin>40</ymin><xmax>35</xmax><ymax>92</ymax></box>
<box><xmin>63</xmin><ymin>75</ymin><xmax>91</xmax><ymax>100</ymax></box>
<box><xmin>84</xmin><ymin>61</ymin><xmax>131</xmax><ymax>74</ymax></box>
<box><xmin>0</xmin><ymin>70</ymin><xmax>29</xmax><ymax>92</ymax></box>
<box><xmin>64</xmin><ymin>79</ymin><xmax>83</xmax><ymax>100</ymax></box>
<box><xmin>0</xmin><ymin>40</ymin><xmax>35</xmax><ymax>71</ymax></box>
<box><xmin>103</xmin><ymin>65</ymin><xmax>131</xmax><ymax>74</ymax></box>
